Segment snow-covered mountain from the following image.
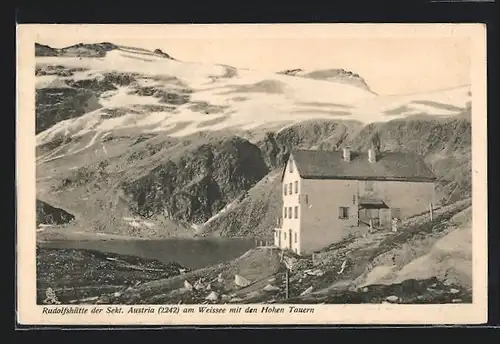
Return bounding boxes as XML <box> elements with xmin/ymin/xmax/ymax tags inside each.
<box><xmin>34</xmin><ymin>42</ymin><xmax>472</xmax><ymax>239</ymax></box>
<box><xmin>35</xmin><ymin>43</ymin><xmax>471</xmax><ymax>147</ymax></box>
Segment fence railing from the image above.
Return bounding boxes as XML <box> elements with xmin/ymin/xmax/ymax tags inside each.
<box><xmin>254</xmin><ymin>238</ymin><xmax>274</xmax><ymax>247</ymax></box>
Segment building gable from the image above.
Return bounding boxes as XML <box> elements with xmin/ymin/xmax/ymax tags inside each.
<box><xmin>281</xmin><ymin>154</ymin><xmax>301</xmax><ymax>183</ymax></box>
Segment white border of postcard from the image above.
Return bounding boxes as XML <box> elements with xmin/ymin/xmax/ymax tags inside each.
<box><xmin>16</xmin><ymin>23</ymin><xmax>488</xmax><ymax>325</ymax></box>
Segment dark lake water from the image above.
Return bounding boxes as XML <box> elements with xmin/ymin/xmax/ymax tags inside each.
<box><xmin>39</xmin><ymin>238</ymin><xmax>259</xmax><ymax>270</ymax></box>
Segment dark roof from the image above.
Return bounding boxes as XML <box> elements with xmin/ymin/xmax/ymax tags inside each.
<box><xmin>287</xmin><ymin>149</ymin><xmax>436</xmax><ymax>182</ymax></box>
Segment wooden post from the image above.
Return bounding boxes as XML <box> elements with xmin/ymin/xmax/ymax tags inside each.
<box><xmin>285</xmin><ymin>268</ymin><xmax>289</xmax><ymax>299</ymax></box>
<box><xmin>430</xmin><ymin>202</ymin><xmax>434</xmax><ymax>221</ymax></box>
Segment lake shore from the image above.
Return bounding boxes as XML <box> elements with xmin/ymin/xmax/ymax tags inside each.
<box><xmin>36</xmin><ymin>226</ymin><xmax>268</xmax><ymax>243</ymax></box>
<box><xmin>37</xmin><ymin>228</ymin><xmax>156</xmax><ymax>243</ymax></box>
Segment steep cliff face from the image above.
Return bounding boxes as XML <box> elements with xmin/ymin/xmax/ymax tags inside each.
<box><xmin>258</xmin><ymin>119</ymin><xmax>362</xmax><ymax>168</ymax></box>
<box><xmin>346</xmin><ymin>114</ymin><xmax>472</xmax><ymax>203</ymax></box>
<box><xmin>36</xmin><ymin>87</ymin><xmax>101</xmax><ymax>134</ymax></box>
<box><xmin>121</xmin><ymin>136</ymin><xmax>269</xmax><ymax>225</ymax></box>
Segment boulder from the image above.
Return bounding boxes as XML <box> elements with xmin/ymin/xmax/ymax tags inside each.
<box><xmin>235</xmin><ymin>274</ymin><xmax>251</xmax><ymax>287</ymax></box>
<box><xmin>205</xmin><ymin>291</ymin><xmax>219</xmax><ymax>302</ymax></box>
<box><xmin>184</xmin><ymin>280</ymin><xmax>193</xmax><ymax>291</ymax></box>
<box><xmin>263</xmin><ymin>284</ymin><xmax>280</xmax><ymax>292</ymax></box>
<box><xmin>386</xmin><ymin>295</ymin><xmax>399</xmax><ymax>302</ymax></box>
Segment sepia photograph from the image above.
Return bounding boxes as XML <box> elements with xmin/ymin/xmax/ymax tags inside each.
<box><xmin>16</xmin><ymin>24</ymin><xmax>487</xmax><ymax>325</ymax></box>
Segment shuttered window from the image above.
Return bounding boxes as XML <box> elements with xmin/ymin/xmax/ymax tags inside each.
<box><xmin>288</xmin><ymin>207</ymin><xmax>292</xmax><ymax>219</ymax></box>
<box><xmin>294</xmin><ymin>181</ymin><xmax>298</xmax><ymax>194</ymax></box>
<box><xmin>289</xmin><ymin>183</ymin><xmax>292</xmax><ymax>194</ymax></box>
<box><xmin>294</xmin><ymin>206</ymin><xmax>298</xmax><ymax>219</ymax></box>
<box><xmin>284</xmin><ymin>207</ymin><xmax>287</xmax><ymax>218</ymax></box>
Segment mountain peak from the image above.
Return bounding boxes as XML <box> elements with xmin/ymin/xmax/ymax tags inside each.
<box><xmin>35</xmin><ymin>43</ymin><xmax>59</xmax><ymax>56</ymax></box>
<box><xmin>35</xmin><ymin>42</ymin><xmax>175</xmax><ymax>59</ymax></box>
<box><xmin>278</xmin><ymin>68</ymin><xmax>374</xmax><ymax>93</ymax></box>
<box><xmin>153</xmin><ymin>48</ymin><xmax>174</xmax><ymax>59</ymax></box>
<box><xmin>65</xmin><ymin>42</ymin><xmax>119</xmax><ymax>51</ymax></box>
<box><xmin>35</xmin><ymin>41</ymin><xmax>120</xmax><ymax>57</ymax></box>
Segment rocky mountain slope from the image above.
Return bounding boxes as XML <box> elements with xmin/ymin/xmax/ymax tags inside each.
<box><xmin>36</xmin><ymin>247</ymin><xmax>186</xmax><ymax>304</ymax></box>
<box><xmin>199</xmin><ymin>114</ymin><xmax>471</xmax><ymax>238</ymax></box>
<box><xmin>35</xmin><ymin>42</ymin><xmax>472</xmax><ymax>238</ymax></box>
<box><xmin>36</xmin><ymin>199</ymin><xmax>75</xmax><ymax>226</ymax></box>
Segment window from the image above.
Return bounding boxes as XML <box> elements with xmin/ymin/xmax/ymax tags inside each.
<box><xmin>365</xmin><ymin>181</ymin><xmax>374</xmax><ymax>192</ymax></box>
<box><xmin>294</xmin><ymin>206</ymin><xmax>298</xmax><ymax>219</ymax></box>
<box><xmin>352</xmin><ymin>194</ymin><xmax>356</xmax><ymax>205</ymax></box>
<box><xmin>284</xmin><ymin>185</ymin><xmax>287</xmax><ymax>196</ymax></box>
<box><xmin>288</xmin><ymin>207</ymin><xmax>292</xmax><ymax>219</ymax></box>
<box><xmin>289</xmin><ymin>183</ymin><xmax>292</xmax><ymax>194</ymax></box>
<box><xmin>289</xmin><ymin>160</ymin><xmax>293</xmax><ymax>173</ymax></box>
<box><xmin>283</xmin><ymin>232</ymin><xmax>287</xmax><ymax>240</ymax></box>
<box><xmin>339</xmin><ymin>207</ymin><xmax>349</xmax><ymax>219</ymax></box>
<box><xmin>294</xmin><ymin>181</ymin><xmax>298</xmax><ymax>194</ymax></box>
<box><xmin>305</xmin><ymin>194</ymin><xmax>309</xmax><ymax>204</ymax></box>
<box><xmin>284</xmin><ymin>207</ymin><xmax>287</xmax><ymax>218</ymax></box>
<box><xmin>294</xmin><ymin>232</ymin><xmax>297</xmax><ymax>243</ymax></box>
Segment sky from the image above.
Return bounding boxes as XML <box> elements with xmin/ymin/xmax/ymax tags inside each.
<box><xmin>36</xmin><ymin>25</ymin><xmax>472</xmax><ymax>96</ymax></box>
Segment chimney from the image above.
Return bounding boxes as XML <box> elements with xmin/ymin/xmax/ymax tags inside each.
<box><xmin>368</xmin><ymin>148</ymin><xmax>377</xmax><ymax>163</ymax></box>
<box><xmin>342</xmin><ymin>147</ymin><xmax>351</xmax><ymax>162</ymax></box>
